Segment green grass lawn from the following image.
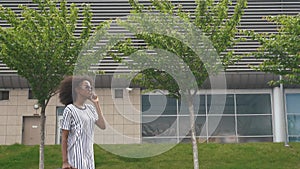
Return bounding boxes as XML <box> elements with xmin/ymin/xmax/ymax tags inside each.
<box><xmin>0</xmin><ymin>142</ymin><xmax>300</xmax><ymax>169</ymax></box>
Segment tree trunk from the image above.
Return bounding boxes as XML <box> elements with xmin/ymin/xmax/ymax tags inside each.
<box><xmin>187</xmin><ymin>95</ymin><xmax>199</xmax><ymax>169</ymax></box>
<box><xmin>39</xmin><ymin>107</ymin><xmax>46</xmax><ymax>169</ymax></box>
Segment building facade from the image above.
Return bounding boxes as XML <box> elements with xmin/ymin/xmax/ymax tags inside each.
<box><xmin>0</xmin><ymin>0</ymin><xmax>299</xmax><ymax>145</ymax></box>
<box><xmin>0</xmin><ymin>85</ymin><xmax>142</xmax><ymax>145</ymax></box>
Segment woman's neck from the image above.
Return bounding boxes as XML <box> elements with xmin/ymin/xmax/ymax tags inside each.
<box><xmin>74</xmin><ymin>98</ymin><xmax>85</xmax><ymax>108</ymax></box>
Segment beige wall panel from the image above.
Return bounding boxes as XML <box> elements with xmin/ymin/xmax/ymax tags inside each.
<box><xmin>45</xmin><ymin>134</ymin><xmax>55</xmax><ymax>145</ymax></box>
<box><xmin>0</xmin><ymin>100</ymin><xmax>8</xmax><ymax>106</ymax></box>
<box><xmin>16</xmin><ymin>90</ymin><xmax>26</xmax><ymax>96</ymax></box>
<box><xmin>0</xmin><ymin>136</ymin><xmax>5</xmax><ymax>144</ymax></box>
<box><xmin>103</xmin><ymin>89</ymin><xmax>113</xmax><ymax>96</ymax></box>
<box><xmin>113</xmin><ymin>114</ymin><xmax>124</xmax><ymax>125</ymax></box>
<box><xmin>7</xmin><ymin>106</ymin><xmax>18</xmax><ymax>116</ymax></box>
<box><xmin>104</xmin><ymin>104</ymin><xmax>114</xmax><ymax>115</ymax></box>
<box><xmin>94</xmin><ymin>134</ymin><xmax>104</xmax><ymax>144</ymax></box>
<box><xmin>0</xmin><ymin>125</ymin><xmax>6</xmax><ymax>136</ymax></box>
<box><xmin>46</xmin><ymin>115</ymin><xmax>56</xmax><ymax>126</ymax></box>
<box><xmin>46</xmin><ymin>106</ymin><xmax>56</xmax><ymax>116</ymax></box>
<box><xmin>46</xmin><ymin>125</ymin><xmax>56</xmax><ymax>135</ymax></box>
<box><xmin>17</xmin><ymin>95</ymin><xmax>29</xmax><ymax>106</ymax></box>
<box><xmin>7</xmin><ymin>116</ymin><xmax>20</xmax><ymax>125</ymax></box>
<box><xmin>103</xmin><ymin>95</ymin><xmax>114</xmax><ymax>104</ymax></box>
<box><xmin>0</xmin><ymin>105</ymin><xmax>7</xmax><ymax>115</ymax></box>
<box><xmin>113</xmin><ymin>135</ymin><xmax>124</xmax><ymax>144</ymax></box>
<box><xmin>104</xmin><ymin>114</ymin><xmax>114</xmax><ymax>125</ymax></box>
<box><xmin>0</xmin><ymin>117</ymin><xmax>7</xmax><ymax>125</ymax></box>
<box><xmin>27</xmin><ymin>99</ymin><xmax>37</xmax><ymax>107</ymax></box>
<box><xmin>103</xmin><ymin>135</ymin><xmax>114</xmax><ymax>143</ymax></box>
<box><xmin>7</xmin><ymin>95</ymin><xmax>17</xmax><ymax>106</ymax></box>
<box><xmin>6</xmin><ymin>125</ymin><xmax>20</xmax><ymax>136</ymax></box>
<box><xmin>6</xmin><ymin>135</ymin><xmax>17</xmax><ymax>144</ymax></box>
<box><xmin>123</xmin><ymin>135</ymin><xmax>140</xmax><ymax>144</ymax></box>
<box><xmin>113</xmin><ymin>124</ymin><xmax>124</xmax><ymax>134</ymax></box>
<box><xmin>48</xmin><ymin>96</ymin><xmax>57</xmax><ymax>106</ymax></box>
<box><xmin>17</xmin><ymin>106</ymin><xmax>28</xmax><ymax>115</ymax></box>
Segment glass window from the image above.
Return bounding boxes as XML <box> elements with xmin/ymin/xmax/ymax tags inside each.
<box><xmin>207</xmin><ymin>94</ymin><xmax>234</xmax><ymax>114</ymax></box>
<box><xmin>178</xmin><ymin>116</ymin><xmax>206</xmax><ymax>137</ymax></box>
<box><xmin>237</xmin><ymin>116</ymin><xmax>272</xmax><ymax>136</ymax></box>
<box><xmin>289</xmin><ymin>137</ymin><xmax>300</xmax><ymax>142</ymax></box>
<box><xmin>178</xmin><ymin>95</ymin><xmax>205</xmax><ymax>115</ymax></box>
<box><xmin>286</xmin><ymin>94</ymin><xmax>300</xmax><ymax>114</ymax></box>
<box><xmin>209</xmin><ymin>116</ymin><xmax>235</xmax><ymax>136</ymax></box>
<box><xmin>28</xmin><ymin>90</ymin><xmax>36</xmax><ymax>99</ymax></box>
<box><xmin>141</xmin><ymin>93</ymin><xmax>273</xmax><ymax>143</ymax></box>
<box><xmin>115</xmin><ymin>89</ymin><xmax>123</xmax><ymax>98</ymax></box>
<box><xmin>142</xmin><ymin>95</ymin><xmax>177</xmax><ymax>115</ymax></box>
<box><xmin>287</xmin><ymin>115</ymin><xmax>300</xmax><ymax>135</ymax></box>
<box><xmin>142</xmin><ymin>116</ymin><xmax>177</xmax><ymax>137</ymax></box>
<box><xmin>286</xmin><ymin>94</ymin><xmax>300</xmax><ymax>142</ymax></box>
<box><xmin>0</xmin><ymin>91</ymin><xmax>9</xmax><ymax>100</ymax></box>
<box><xmin>236</xmin><ymin>94</ymin><xmax>271</xmax><ymax>114</ymax></box>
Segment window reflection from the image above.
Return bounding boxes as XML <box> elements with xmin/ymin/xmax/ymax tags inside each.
<box><xmin>141</xmin><ymin>93</ymin><xmax>273</xmax><ymax>143</ymax></box>
<box><xmin>178</xmin><ymin>116</ymin><xmax>206</xmax><ymax>136</ymax></box>
<box><xmin>286</xmin><ymin>94</ymin><xmax>300</xmax><ymax>142</ymax></box>
<box><xmin>286</xmin><ymin>94</ymin><xmax>300</xmax><ymax>114</ymax></box>
<box><xmin>209</xmin><ymin>116</ymin><xmax>235</xmax><ymax>136</ymax></box>
<box><xmin>178</xmin><ymin>95</ymin><xmax>205</xmax><ymax>115</ymax></box>
<box><xmin>236</xmin><ymin>94</ymin><xmax>271</xmax><ymax>114</ymax></box>
<box><xmin>288</xmin><ymin>115</ymin><xmax>300</xmax><ymax>135</ymax></box>
<box><xmin>237</xmin><ymin>116</ymin><xmax>272</xmax><ymax>136</ymax></box>
<box><xmin>142</xmin><ymin>116</ymin><xmax>177</xmax><ymax>137</ymax></box>
<box><xmin>207</xmin><ymin>94</ymin><xmax>234</xmax><ymax>114</ymax></box>
<box><xmin>142</xmin><ymin>95</ymin><xmax>177</xmax><ymax>115</ymax></box>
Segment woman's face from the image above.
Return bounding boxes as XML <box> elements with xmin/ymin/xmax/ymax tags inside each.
<box><xmin>76</xmin><ymin>80</ymin><xmax>93</xmax><ymax>99</ymax></box>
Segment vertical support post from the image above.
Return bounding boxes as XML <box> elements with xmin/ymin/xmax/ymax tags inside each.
<box><xmin>280</xmin><ymin>75</ymin><xmax>289</xmax><ymax>147</ymax></box>
<box><xmin>273</xmin><ymin>87</ymin><xmax>285</xmax><ymax>142</ymax></box>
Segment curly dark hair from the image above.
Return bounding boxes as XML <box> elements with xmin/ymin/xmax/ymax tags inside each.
<box><xmin>58</xmin><ymin>76</ymin><xmax>93</xmax><ymax>106</ymax></box>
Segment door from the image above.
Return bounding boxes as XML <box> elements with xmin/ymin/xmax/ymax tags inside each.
<box><xmin>22</xmin><ymin>116</ymin><xmax>40</xmax><ymax>145</ymax></box>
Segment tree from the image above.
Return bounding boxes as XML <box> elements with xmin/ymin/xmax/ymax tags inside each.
<box><xmin>246</xmin><ymin>14</ymin><xmax>300</xmax><ymax>85</ymax></box>
<box><xmin>114</xmin><ymin>0</ymin><xmax>247</xmax><ymax>168</ymax></box>
<box><xmin>0</xmin><ymin>0</ymin><xmax>104</xmax><ymax>168</ymax></box>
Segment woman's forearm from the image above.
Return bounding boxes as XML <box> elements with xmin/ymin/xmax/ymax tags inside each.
<box><xmin>95</xmin><ymin>102</ymin><xmax>106</xmax><ymax>129</ymax></box>
<box><xmin>61</xmin><ymin>130</ymin><xmax>69</xmax><ymax>163</ymax></box>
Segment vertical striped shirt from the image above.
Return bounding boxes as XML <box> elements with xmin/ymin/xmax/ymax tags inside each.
<box><xmin>61</xmin><ymin>104</ymin><xmax>99</xmax><ymax>169</ymax></box>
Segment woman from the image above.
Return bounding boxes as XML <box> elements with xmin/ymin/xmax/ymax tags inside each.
<box><xmin>59</xmin><ymin>76</ymin><xmax>106</xmax><ymax>169</ymax></box>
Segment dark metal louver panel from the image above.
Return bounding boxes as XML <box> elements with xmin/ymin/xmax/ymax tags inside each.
<box><xmin>0</xmin><ymin>0</ymin><xmax>299</xmax><ymax>75</ymax></box>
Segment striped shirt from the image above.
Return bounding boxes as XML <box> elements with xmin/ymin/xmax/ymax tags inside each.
<box><xmin>61</xmin><ymin>104</ymin><xmax>99</xmax><ymax>169</ymax></box>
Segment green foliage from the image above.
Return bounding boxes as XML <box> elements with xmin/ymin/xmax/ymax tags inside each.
<box><xmin>194</xmin><ymin>0</ymin><xmax>247</xmax><ymax>57</ymax></box>
<box><xmin>117</xmin><ymin>0</ymin><xmax>247</xmax><ymax>97</ymax></box>
<box><xmin>0</xmin><ymin>0</ymin><xmax>95</xmax><ymax>105</ymax></box>
<box><xmin>246</xmin><ymin>14</ymin><xmax>300</xmax><ymax>85</ymax></box>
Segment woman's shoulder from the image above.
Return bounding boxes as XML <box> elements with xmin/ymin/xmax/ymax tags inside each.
<box><xmin>65</xmin><ymin>104</ymin><xmax>74</xmax><ymax>109</ymax></box>
<box><xmin>63</xmin><ymin>104</ymin><xmax>77</xmax><ymax>113</ymax></box>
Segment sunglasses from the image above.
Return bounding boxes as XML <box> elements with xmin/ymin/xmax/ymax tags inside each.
<box><xmin>80</xmin><ymin>85</ymin><xmax>93</xmax><ymax>91</ymax></box>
